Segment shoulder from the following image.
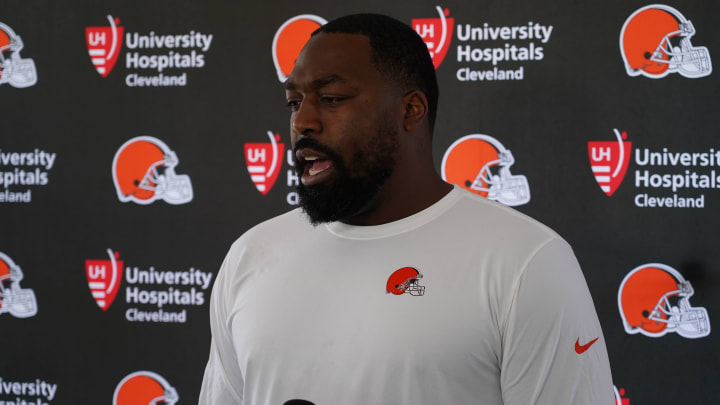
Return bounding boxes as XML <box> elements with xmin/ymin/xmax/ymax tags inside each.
<box><xmin>445</xmin><ymin>188</ymin><xmax>563</xmax><ymax>253</ymax></box>
<box><xmin>228</xmin><ymin>208</ymin><xmax>308</xmax><ymax>251</ymax></box>
<box><xmin>220</xmin><ymin>209</ymin><xmax>309</xmax><ymax>276</ymax></box>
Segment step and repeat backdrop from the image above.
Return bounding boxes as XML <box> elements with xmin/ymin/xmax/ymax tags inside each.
<box><xmin>1</xmin><ymin>0</ymin><xmax>718</xmax><ymax>403</ymax></box>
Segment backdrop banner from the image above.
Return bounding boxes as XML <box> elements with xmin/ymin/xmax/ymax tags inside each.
<box><xmin>1</xmin><ymin>1</ymin><xmax>718</xmax><ymax>404</ymax></box>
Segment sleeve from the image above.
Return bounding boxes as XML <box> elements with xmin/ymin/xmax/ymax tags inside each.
<box><xmin>499</xmin><ymin>238</ymin><xmax>614</xmax><ymax>405</ymax></box>
<box><xmin>199</xmin><ymin>249</ymin><xmax>244</xmax><ymax>405</ymax></box>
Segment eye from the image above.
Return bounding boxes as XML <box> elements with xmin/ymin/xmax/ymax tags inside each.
<box><xmin>286</xmin><ymin>99</ymin><xmax>301</xmax><ymax>112</ymax></box>
<box><xmin>320</xmin><ymin>96</ymin><xmax>345</xmax><ymax>105</ymax></box>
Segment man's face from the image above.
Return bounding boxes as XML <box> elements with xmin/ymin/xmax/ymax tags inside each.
<box><xmin>285</xmin><ymin>33</ymin><xmax>401</xmax><ymax>225</ymax></box>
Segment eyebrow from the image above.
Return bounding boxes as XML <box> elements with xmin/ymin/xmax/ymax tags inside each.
<box><xmin>284</xmin><ymin>74</ymin><xmax>348</xmax><ymax>91</ymax></box>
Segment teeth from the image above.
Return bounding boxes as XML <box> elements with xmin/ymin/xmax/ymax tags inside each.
<box><xmin>308</xmin><ymin>167</ymin><xmax>326</xmax><ymax>176</ymax></box>
<box><xmin>305</xmin><ymin>156</ymin><xmax>318</xmax><ymax>161</ymax></box>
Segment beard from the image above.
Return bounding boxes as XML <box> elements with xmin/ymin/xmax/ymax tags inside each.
<box><xmin>293</xmin><ymin>119</ymin><xmax>399</xmax><ymax>226</ymax></box>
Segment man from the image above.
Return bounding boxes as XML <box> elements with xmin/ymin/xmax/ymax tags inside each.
<box><xmin>200</xmin><ymin>14</ymin><xmax>613</xmax><ymax>405</ymax></box>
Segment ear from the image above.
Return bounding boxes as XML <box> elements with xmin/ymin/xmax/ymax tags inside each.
<box><xmin>402</xmin><ymin>90</ymin><xmax>428</xmax><ymax>132</ymax></box>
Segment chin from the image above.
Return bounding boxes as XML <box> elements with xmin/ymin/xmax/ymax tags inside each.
<box><xmin>296</xmin><ymin>175</ymin><xmax>383</xmax><ymax>226</ymax></box>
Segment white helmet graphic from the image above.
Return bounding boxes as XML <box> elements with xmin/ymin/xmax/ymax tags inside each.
<box><xmin>112</xmin><ymin>136</ymin><xmax>194</xmax><ymax>205</ymax></box>
<box><xmin>442</xmin><ymin>134</ymin><xmax>530</xmax><ymax>206</ymax></box>
<box><xmin>0</xmin><ymin>23</ymin><xmax>38</xmax><ymax>88</ymax></box>
<box><xmin>620</xmin><ymin>5</ymin><xmax>711</xmax><ymax>78</ymax></box>
<box><xmin>0</xmin><ymin>252</ymin><xmax>38</xmax><ymax>318</ymax></box>
<box><xmin>618</xmin><ymin>263</ymin><xmax>710</xmax><ymax>338</ymax></box>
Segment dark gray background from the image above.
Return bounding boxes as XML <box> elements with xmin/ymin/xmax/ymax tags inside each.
<box><xmin>1</xmin><ymin>0</ymin><xmax>718</xmax><ymax>403</ymax></box>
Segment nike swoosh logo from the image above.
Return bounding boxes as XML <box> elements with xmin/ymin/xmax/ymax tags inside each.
<box><xmin>575</xmin><ymin>337</ymin><xmax>599</xmax><ymax>354</ymax></box>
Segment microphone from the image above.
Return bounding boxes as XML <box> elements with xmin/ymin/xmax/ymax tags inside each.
<box><xmin>283</xmin><ymin>400</ymin><xmax>316</xmax><ymax>405</ymax></box>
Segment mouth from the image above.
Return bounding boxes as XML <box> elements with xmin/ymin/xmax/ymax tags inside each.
<box><xmin>296</xmin><ymin>148</ymin><xmax>337</xmax><ymax>186</ymax></box>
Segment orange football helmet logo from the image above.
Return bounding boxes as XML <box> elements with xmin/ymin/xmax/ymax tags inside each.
<box><xmin>441</xmin><ymin>134</ymin><xmax>530</xmax><ymax>206</ymax></box>
<box><xmin>272</xmin><ymin>14</ymin><xmax>327</xmax><ymax>82</ymax></box>
<box><xmin>112</xmin><ymin>136</ymin><xmax>193</xmax><ymax>205</ymax></box>
<box><xmin>386</xmin><ymin>267</ymin><xmax>425</xmax><ymax>296</ymax></box>
<box><xmin>113</xmin><ymin>371</ymin><xmax>178</xmax><ymax>405</ymax></box>
<box><xmin>618</xmin><ymin>263</ymin><xmax>710</xmax><ymax>338</ymax></box>
<box><xmin>620</xmin><ymin>5</ymin><xmax>711</xmax><ymax>78</ymax></box>
<box><xmin>0</xmin><ymin>22</ymin><xmax>38</xmax><ymax>87</ymax></box>
<box><xmin>0</xmin><ymin>252</ymin><xmax>37</xmax><ymax>318</ymax></box>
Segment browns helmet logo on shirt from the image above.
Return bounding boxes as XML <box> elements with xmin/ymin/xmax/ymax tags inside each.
<box><xmin>618</xmin><ymin>263</ymin><xmax>710</xmax><ymax>338</ymax></box>
<box><xmin>0</xmin><ymin>251</ymin><xmax>38</xmax><ymax>318</ymax></box>
<box><xmin>113</xmin><ymin>370</ymin><xmax>178</xmax><ymax>405</ymax></box>
<box><xmin>112</xmin><ymin>136</ymin><xmax>193</xmax><ymax>205</ymax></box>
<box><xmin>620</xmin><ymin>5</ymin><xmax>711</xmax><ymax>78</ymax></box>
<box><xmin>386</xmin><ymin>267</ymin><xmax>425</xmax><ymax>296</ymax></box>
<box><xmin>271</xmin><ymin>14</ymin><xmax>327</xmax><ymax>82</ymax></box>
<box><xmin>441</xmin><ymin>134</ymin><xmax>530</xmax><ymax>206</ymax></box>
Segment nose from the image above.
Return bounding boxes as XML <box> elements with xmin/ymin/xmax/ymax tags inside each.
<box><xmin>291</xmin><ymin>99</ymin><xmax>322</xmax><ymax>137</ymax></box>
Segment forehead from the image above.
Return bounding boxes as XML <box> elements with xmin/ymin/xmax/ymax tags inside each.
<box><xmin>287</xmin><ymin>32</ymin><xmax>383</xmax><ymax>89</ymax></box>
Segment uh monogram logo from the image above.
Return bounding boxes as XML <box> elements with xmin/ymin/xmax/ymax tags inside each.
<box><xmin>614</xmin><ymin>385</ymin><xmax>630</xmax><ymax>405</ymax></box>
<box><xmin>85</xmin><ymin>249</ymin><xmax>123</xmax><ymax>311</ymax></box>
<box><xmin>85</xmin><ymin>15</ymin><xmax>124</xmax><ymax>77</ymax></box>
<box><xmin>588</xmin><ymin>129</ymin><xmax>632</xmax><ymax>196</ymax></box>
<box><xmin>244</xmin><ymin>131</ymin><xmax>286</xmax><ymax>195</ymax></box>
<box><xmin>412</xmin><ymin>6</ymin><xmax>454</xmax><ymax>68</ymax></box>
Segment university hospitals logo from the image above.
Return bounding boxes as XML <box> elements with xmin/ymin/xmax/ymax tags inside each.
<box><xmin>85</xmin><ymin>249</ymin><xmax>123</xmax><ymax>311</ymax></box>
<box><xmin>620</xmin><ymin>5</ymin><xmax>711</xmax><ymax>79</ymax></box>
<box><xmin>0</xmin><ymin>378</ymin><xmax>57</xmax><ymax>404</ymax></box>
<box><xmin>84</xmin><ymin>249</ymin><xmax>213</xmax><ymax>323</ymax></box>
<box><xmin>449</xmin><ymin>10</ymin><xmax>553</xmax><ymax>81</ymax></box>
<box><xmin>85</xmin><ymin>15</ymin><xmax>124</xmax><ymax>77</ymax></box>
<box><xmin>113</xmin><ymin>371</ymin><xmax>178</xmax><ymax>405</ymax></box>
<box><xmin>412</xmin><ymin>6</ymin><xmax>454</xmax><ymax>68</ymax></box>
<box><xmin>112</xmin><ymin>136</ymin><xmax>193</xmax><ymax>205</ymax></box>
<box><xmin>441</xmin><ymin>134</ymin><xmax>530</xmax><ymax>206</ymax></box>
<box><xmin>0</xmin><ymin>147</ymin><xmax>57</xmax><ymax>203</ymax></box>
<box><xmin>618</xmin><ymin>263</ymin><xmax>710</xmax><ymax>338</ymax></box>
<box><xmin>244</xmin><ymin>129</ymin><xmax>302</xmax><ymax>206</ymax></box>
<box><xmin>245</xmin><ymin>131</ymin><xmax>285</xmax><ymax>195</ymax></box>
<box><xmin>0</xmin><ymin>251</ymin><xmax>37</xmax><ymax>318</ymax></box>
<box><xmin>614</xmin><ymin>385</ymin><xmax>630</xmax><ymax>405</ymax></box>
<box><xmin>588</xmin><ymin>129</ymin><xmax>632</xmax><ymax>196</ymax></box>
<box><xmin>272</xmin><ymin>14</ymin><xmax>327</xmax><ymax>82</ymax></box>
<box><xmin>85</xmin><ymin>14</ymin><xmax>213</xmax><ymax>86</ymax></box>
<box><xmin>0</xmin><ymin>22</ymin><xmax>38</xmax><ymax>88</ymax></box>
<box><xmin>86</xmin><ymin>15</ymin><xmax>124</xmax><ymax>77</ymax></box>
<box><xmin>589</xmin><ymin>128</ymin><xmax>720</xmax><ymax>208</ymax></box>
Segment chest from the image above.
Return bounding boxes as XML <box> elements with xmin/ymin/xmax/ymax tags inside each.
<box><xmin>229</xmin><ymin>240</ymin><xmax>507</xmax><ymax>375</ymax></box>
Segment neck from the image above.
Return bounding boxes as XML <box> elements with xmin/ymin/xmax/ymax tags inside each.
<box><xmin>341</xmin><ymin>147</ymin><xmax>453</xmax><ymax>226</ymax></box>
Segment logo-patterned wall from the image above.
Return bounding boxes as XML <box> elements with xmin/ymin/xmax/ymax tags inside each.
<box><xmin>1</xmin><ymin>1</ymin><xmax>718</xmax><ymax>403</ymax></box>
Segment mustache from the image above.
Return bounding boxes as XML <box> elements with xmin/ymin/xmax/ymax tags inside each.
<box><xmin>292</xmin><ymin>137</ymin><xmax>345</xmax><ymax>168</ymax></box>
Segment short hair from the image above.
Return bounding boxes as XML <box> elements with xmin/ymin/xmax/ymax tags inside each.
<box><xmin>313</xmin><ymin>13</ymin><xmax>439</xmax><ymax>133</ymax></box>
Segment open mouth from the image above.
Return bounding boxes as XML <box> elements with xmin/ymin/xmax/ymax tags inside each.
<box><xmin>297</xmin><ymin>149</ymin><xmax>337</xmax><ymax>186</ymax></box>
